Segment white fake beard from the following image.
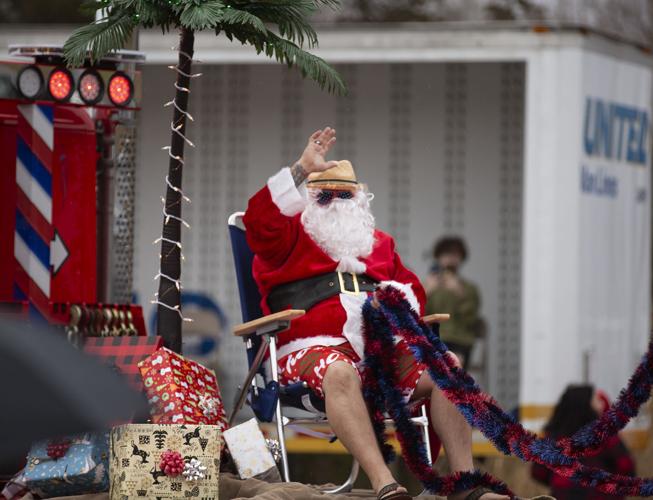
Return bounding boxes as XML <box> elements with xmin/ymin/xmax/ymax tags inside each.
<box><xmin>301</xmin><ymin>190</ymin><xmax>376</xmax><ymax>274</ymax></box>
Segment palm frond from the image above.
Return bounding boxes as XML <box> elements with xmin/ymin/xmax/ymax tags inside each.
<box><xmin>64</xmin><ymin>14</ymin><xmax>136</xmax><ymax>67</ymax></box>
<box><xmin>231</xmin><ymin>28</ymin><xmax>345</xmax><ymax>95</ymax></box>
<box><xmin>269</xmin><ymin>35</ymin><xmax>346</xmax><ymax>95</ymax></box>
<box><xmin>312</xmin><ymin>0</ymin><xmax>340</xmax><ymax>9</ymax></box>
<box><xmin>179</xmin><ymin>0</ymin><xmax>225</xmax><ymax>30</ymax></box>
<box><xmin>130</xmin><ymin>0</ymin><xmax>175</xmax><ymax>27</ymax></box>
<box><xmin>219</xmin><ymin>7</ymin><xmax>266</xmax><ymax>34</ymax></box>
<box><xmin>232</xmin><ymin>0</ymin><xmax>339</xmax><ymax>7</ymax></box>
<box><xmin>238</xmin><ymin>1</ymin><xmax>319</xmax><ymax>47</ymax></box>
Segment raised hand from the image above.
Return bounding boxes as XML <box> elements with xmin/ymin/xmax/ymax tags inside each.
<box><xmin>296</xmin><ymin>127</ymin><xmax>337</xmax><ymax>173</ymax></box>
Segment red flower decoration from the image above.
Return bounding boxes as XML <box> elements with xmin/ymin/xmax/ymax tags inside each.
<box><xmin>160</xmin><ymin>450</ymin><xmax>185</xmax><ymax>477</ymax></box>
<box><xmin>46</xmin><ymin>439</ymin><xmax>72</xmax><ymax>459</ymax></box>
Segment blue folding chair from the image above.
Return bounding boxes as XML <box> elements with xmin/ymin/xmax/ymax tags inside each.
<box><xmin>227</xmin><ymin>211</ymin><xmax>443</xmax><ymax>493</ymax></box>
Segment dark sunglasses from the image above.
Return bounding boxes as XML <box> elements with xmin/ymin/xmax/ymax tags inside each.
<box><xmin>315</xmin><ymin>189</ymin><xmax>354</xmax><ymax>205</ymax></box>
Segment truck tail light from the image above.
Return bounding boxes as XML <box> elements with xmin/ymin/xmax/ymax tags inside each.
<box><xmin>107</xmin><ymin>72</ymin><xmax>133</xmax><ymax>107</ymax></box>
<box><xmin>48</xmin><ymin>67</ymin><xmax>74</xmax><ymax>102</ymax></box>
<box><xmin>78</xmin><ymin>69</ymin><xmax>104</xmax><ymax>105</ymax></box>
<box><xmin>17</xmin><ymin>65</ymin><xmax>44</xmax><ymax>100</ymax></box>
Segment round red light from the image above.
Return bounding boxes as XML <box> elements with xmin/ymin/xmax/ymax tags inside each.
<box><xmin>77</xmin><ymin>69</ymin><xmax>104</xmax><ymax>105</ymax></box>
<box><xmin>108</xmin><ymin>72</ymin><xmax>133</xmax><ymax>107</ymax></box>
<box><xmin>48</xmin><ymin>68</ymin><xmax>73</xmax><ymax>102</ymax></box>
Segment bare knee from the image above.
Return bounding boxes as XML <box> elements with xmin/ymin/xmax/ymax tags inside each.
<box><xmin>446</xmin><ymin>351</ymin><xmax>462</xmax><ymax>368</ymax></box>
<box><xmin>322</xmin><ymin>361</ymin><xmax>360</xmax><ymax>397</ymax></box>
<box><xmin>411</xmin><ymin>370</ymin><xmax>436</xmax><ymax>401</ymax></box>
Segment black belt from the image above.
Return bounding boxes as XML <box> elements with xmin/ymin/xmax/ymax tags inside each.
<box><xmin>267</xmin><ymin>272</ymin><xmax>378</xmax><ymax>313</ymax></box>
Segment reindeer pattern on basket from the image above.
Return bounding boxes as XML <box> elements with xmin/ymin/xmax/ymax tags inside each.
<box><xmin>131</xmin><ymin>441</ymin><xmax>150</xmax><ymax>464</ymax></box>
<box><xmin>183</xmin><ymin>427</ymin><xmax>201</xmax><ymax>446</ymax></box>
<box><xmin>150</xmin><ymin>464</ymin><xmax>167</xmax><ymax>485</ymax></box>
<box><xmin>109</xmin><ymin>424</ymin><xmax>220</xmax><ymax>500</ymax></box>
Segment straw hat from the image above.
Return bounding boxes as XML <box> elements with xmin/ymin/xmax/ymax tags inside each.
<box><xmin>306</xmin><ymin>160</ymin><xmax>359</xmax><ymax>191</ymax></box>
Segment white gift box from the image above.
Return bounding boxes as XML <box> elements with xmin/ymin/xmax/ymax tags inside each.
<box><xmin>223</xmin><ymin>418</ymin><xmax>278</xmax><ymax>479</ymax></box>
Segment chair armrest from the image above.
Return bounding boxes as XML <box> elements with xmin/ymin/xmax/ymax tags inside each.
<box><xmin>233</xmin><ymin>309</ymin><xmax>306</xmax><ymax>337</ymax></box>
<box><xmin>422</xmin><ymin>313</ymin><xmax>450</xmax><ymax>325</ymax></box>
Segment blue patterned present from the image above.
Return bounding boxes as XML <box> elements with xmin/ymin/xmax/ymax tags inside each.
<box><xmin>24</xmin><ymin>433</ymin><xmax>109</xmax><ymax>498</ymax></box>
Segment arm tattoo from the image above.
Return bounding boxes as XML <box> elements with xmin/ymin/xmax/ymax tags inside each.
<box><xmin>291</xmin><ymin>162</ymin><xmax>308</xmax><ymax>187</ymax></box>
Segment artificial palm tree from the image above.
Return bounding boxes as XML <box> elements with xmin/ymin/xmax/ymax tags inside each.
<box><xmin>64</xmin><ymin>0</ymin><xmax>345</xmax><ymax>353</ymax></box>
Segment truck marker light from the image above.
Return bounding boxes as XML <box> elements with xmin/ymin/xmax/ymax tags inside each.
<box><xmin>17</xmin><ymin>65</ymin><xmax>44</xmax><ymax>100</ymax></box>
<box><xmin>78</xmin><ymin>69</ymin><xmax>104</xmax><ymax>106</ymax></box>
<box><xmin>48</xmin><ymin>67</ymin><xmax>74</xmax><ymax>102</ymax></box>
<box><xmin>108</xmin><ymin>72</ymin><xmax>133</xmax><ymax>107</ymax></box>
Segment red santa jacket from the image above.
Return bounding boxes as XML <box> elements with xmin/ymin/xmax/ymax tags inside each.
<box><xmin>243</xmin><ymin>167</ymin><xmax>426</xmax><ymax>359</ymax></box>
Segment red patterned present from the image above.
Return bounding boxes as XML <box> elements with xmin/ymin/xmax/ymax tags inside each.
<box><xmin>83</xmin><ymin>336</ymin><xmax>164</xmax><ymax>391</ymax></box>
<box><xmin>138</xmin><ymin>347</ymin><xmax>228</xmax><ymax>433</ymax></box>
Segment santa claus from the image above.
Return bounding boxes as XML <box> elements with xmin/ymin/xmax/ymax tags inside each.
<box><xmin>244</xmin><ymin>127</ymin><xmax>508</xmax><ymax>500</ymax></box>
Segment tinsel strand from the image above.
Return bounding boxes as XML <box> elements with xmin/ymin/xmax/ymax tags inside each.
<box><xmin>361</xmin><ymin>299</ymin><xmax>513</xmax><ymax>497</ymax></box>
<box><xmin>364</xmin><ymin>286</ymin><xmax>653</xmax><ymax>497</ymax></box>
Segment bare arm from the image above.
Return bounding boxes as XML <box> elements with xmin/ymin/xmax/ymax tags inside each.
<box><xmin>291</xmin><ymin>162</ymin><xmax>309</xmax><ymax>186</ymax></box>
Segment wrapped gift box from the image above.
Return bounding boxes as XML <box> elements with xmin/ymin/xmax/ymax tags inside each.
<box><xmin>223</xmin><ymin>418</ymin><xmax>279</xmax><ymax>480</ymax></box>
<box><xmin>138</xmin><ymin>347</ymin><xmax>227</xmax><ymax>433</ymax></box>
<box><xmin>24</xmin><ymin>433</ymin><xmax>109</xmax><ymax>498</ymax></box>
<box><xmin>110</xmin><ymin>423</ymin><xmax>220</xmax><ymax>499</ymax></box>
<box><xmin>84</xmin><ymin>336</ymin><xmax>164</xmax><ymax>391</ymax></box>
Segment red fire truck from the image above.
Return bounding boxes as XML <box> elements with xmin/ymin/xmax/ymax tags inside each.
<box><xmin>0</xmin><ymin>45</ymin><xmax>146</xmax><ymax>335</ymax></box>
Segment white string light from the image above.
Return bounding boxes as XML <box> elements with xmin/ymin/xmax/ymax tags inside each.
<box><xmin>153</xmin><ymin>236</ymin><xmax>182</xmax><ymax>249</ymax></box>
<box><xmin>151</xmin><ymin>297</ymin><xmax>193</xmax><ymax>322</ymax></box>
<box><xmin>154</xmin><ymin>272</ymin><xmax>183</xmax><ymax>290</ymax></box>
<box><xmin>153</xmin><ymin>237</ymin><xmax>186</xmax><ymax>261</ymax></box>
<box><xmin>152</xmin><ymin>44</ymin><xmax>202</xmax><ymax>327</ymax></box>
<box><xmin>174</xmin><ymin>82</ymin><xmax>191</xmax><ymax>93</ymax></box>
<box><xmin>167</xmin><ymin>64</ymin><xmax>202</xmax><ymax>79</ymax></box>
<box><xmin>162</xmin><ymin>146</ymin><xmax>185</xmax><ymax>166</ymax></box>
<box><xmin>166</xmin><ymin>175</ymin><xmax>192</xmax><ymax>203</ymax></box>
<box><xmin>162</xmin><ymin>206</ymin><xmax>191</xmax><ymax>228</ymax></box>
<box><xmin>170</xmin><ymin>121</ymin><xmax>195</xmax><ymax>147</ymax></box>
<box><xmin>164</xmin><ymin>99</ymin><xmax>195</xmax><ymax>121</ymax></box>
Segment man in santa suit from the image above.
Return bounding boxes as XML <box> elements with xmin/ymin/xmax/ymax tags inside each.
<box><xmin>244</xmin><ymin>127</ymin><xmax>508</xmax><ymax>500</ymax></box>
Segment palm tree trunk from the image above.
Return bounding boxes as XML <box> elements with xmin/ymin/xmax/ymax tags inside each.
<box><xmin>156</xmin><ymin>27</ymin><xmax>195</xmax><ymax>353</ymax></box>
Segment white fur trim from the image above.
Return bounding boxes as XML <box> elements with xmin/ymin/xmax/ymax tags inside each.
<box><xmin>336</xmin><ymin>256</ymin><xmax>367</xmax><ymax>274</ymax></box>
<box><xmin>275</xmin><ymin>335</ymin><xmax>347</xmax><ymax>360</ymax></box>
<box><xmin>267</xmin><ymin>167</ymin><xmax>307</xmax><ymax>216</ymax></box>
<box><xmin>340</xmin><ymin>293</ymin><xmax>368</xmax><ymax>359</ymax></box>
<box><xmin>379</xmin><ymin>281</ymin><xmax>420</xmax><ymax>312</ymax></box>
<box><xmin>274</xmin><ymin>283</ymin><xmax>417</xmax><ymax>366</ymax></box>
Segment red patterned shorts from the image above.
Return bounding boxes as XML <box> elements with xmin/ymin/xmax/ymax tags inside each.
<box><xmin>277</xmin><ymin>340</ymin><xmax>426</xmax><ymax>400</ymax></box>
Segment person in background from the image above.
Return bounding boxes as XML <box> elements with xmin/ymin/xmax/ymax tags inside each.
<box><xmin>531</xmin><ymin>384</ymin><xmax>635</xmax><ymax>500</ymax></box>
<box><xmin>424</xmin><ymin>236</ymin><xmax>482</xmax><ymax>370</ymax></box>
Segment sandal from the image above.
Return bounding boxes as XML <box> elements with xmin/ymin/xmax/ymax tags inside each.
<box><xmin>377</xmin><ymin>482</ymin><xmax>412</xmax><ymax>500</ymax></box>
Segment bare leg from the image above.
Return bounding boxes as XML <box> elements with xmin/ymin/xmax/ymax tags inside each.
<box><xmin>323</xmin><ymin>361</ymin><xmax>407</xmax><ymax>497</ymax></box>
<box><xmin>412</xmin><ymin>370</ymin><xmax>509</xmax><ymax>500</ymax></box>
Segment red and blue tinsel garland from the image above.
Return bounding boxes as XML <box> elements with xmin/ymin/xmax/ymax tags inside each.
<box><xmin>361</xmin><ymin>286</ymin><xmax>653</xmax><ymax>498</ymax></box>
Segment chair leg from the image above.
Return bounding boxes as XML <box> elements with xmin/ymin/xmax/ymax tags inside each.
<box><xmin>323</xmin><ymin>458</ymin><xmax>360</xmax><ymax>495</ymax></box>
<box><xmin>228</xmin><ymin>335</ymin><xmax>270</xmax><ymax>426</ymax></box>
<box><xmin>422</xmin><ymin>403</ymin><xmax>433</xmax><ymax>465</ymax></box>
<box><xmin>417</xmin><ymin>403</ymin><xmax>434</xmax><ymax>497</ymax></box>
<box><xmin>268</xmin><ymin>335</ymin><xmax>291</xmax><ymax>482</ymax></box>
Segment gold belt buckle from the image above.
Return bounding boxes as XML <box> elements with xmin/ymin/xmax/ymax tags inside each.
<box><xmin>337</xmin><ymin>271</ymin><xmax>361</xmax><ymax>295</ymax></box>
